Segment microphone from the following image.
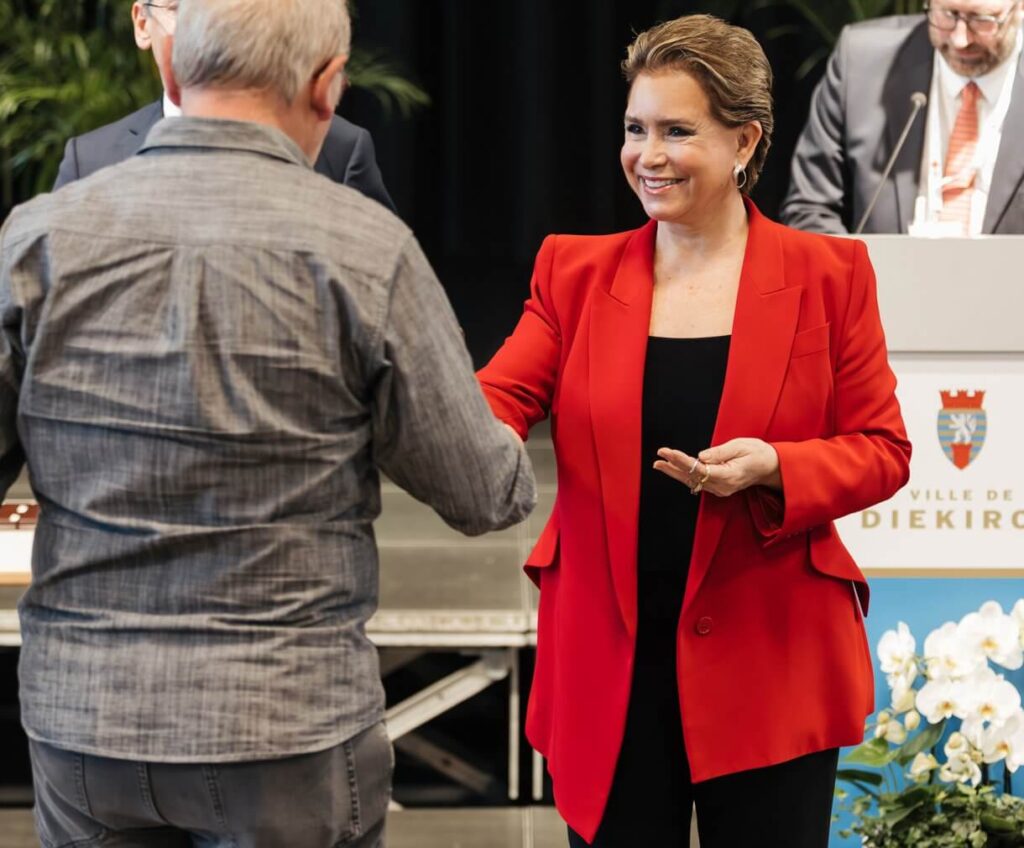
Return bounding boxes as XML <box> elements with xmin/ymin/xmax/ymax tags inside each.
<box><xmin>855</xmin><ymin>92</ymin><xmax>928</xmax><ymax>235</ymax></box>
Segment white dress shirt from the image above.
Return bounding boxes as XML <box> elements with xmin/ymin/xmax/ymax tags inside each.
<box><xmin>917</xmin><ymin>29</ymin><xmax>1022</xmax><ymax>234</ymax></box>
<box><xmin>162</xmin><ymin>92</ymin><xmax>182</xmax><ymax>118</ymax></box>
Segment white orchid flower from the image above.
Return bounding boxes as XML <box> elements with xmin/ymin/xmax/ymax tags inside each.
<box><xmin>917</xmin><ymin>677</ymin><xmax>970</xmax><ymax>724</ymax></box>
<box><xmin>939</xmin><ymin>750</ymin><xmax>983</xmax><ymax>786</ymax></box>
<box><xmin>962</xmin><ymin>715</ymin><xmax>986</xmax><ymax>749</ymax></box>
<box><xmin>891</xmin><ymin>678</ymin><xmax>917</xmax><ymax>714</ymax></box>
<box><xmin>964</xmin><ymin>710</ymin><xmax>1024</xmax><ymax>772</ymax></box>
<box><xmin>1012</xmin><ymin>599</ymin><xmax>1024</xmax><ymax>649</ymax></box>
<box><xmin>923</xmin><ymin>621</ymin><xmax>985</xmax><ymax>680</ymax></box>
<box><xmin>960</xmin><ymin>668</ymin><xmax>1022</xmax><ymax>727</ymax></box>
<box><xmin>904</xmin><ymin>709</ymin><xmax>921</xmax><ymax>732</ymax></box>
<box><xmin>879</xmin><ymin>622</ymin><xmax>917</xmax><ymax>679</ymax></box>
<box><xmin>909</xmin><ymin>751</ymin><xmax>938</xmax><ymax>782</ymax></box>
<box><xmin>887</xmin><ymin>667</ymin><xmax>920</xmax><ymax>697</ymax></box>
<box><xmin>959</xmin><ymin>601</ymin><xmax>1024</xmax><ymax>670</ymax></box>
<box><xmin>1006</xmin><ymin>713</ymin><xmax>1024</xmax><ymax>772</ymax></box>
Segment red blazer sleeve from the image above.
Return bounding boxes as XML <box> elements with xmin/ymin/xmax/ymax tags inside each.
<box><xmin>750</xmin><ymin>239</ymin><xmax>911</xmax><ymax>539</ymax></box>
<box><xmin>476</xmin><ymin>235</ymin><xmax>561</xmax><ymax>439</ymax></box>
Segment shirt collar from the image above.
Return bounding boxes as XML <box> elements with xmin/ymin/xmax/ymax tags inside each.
<box><xmin>161</xmin><ymin>92</ymin><xmax>182</xmax><ymax>118</ymax></box>
<box><xmin>937</xmin><ymin>26</ymin><xmax>1023</xmax><ymax>103</ymax></box>
<box><xmin>138</xmin><ymin>116</ymin><xmax>312</xmax><ymax>169</ymax></box>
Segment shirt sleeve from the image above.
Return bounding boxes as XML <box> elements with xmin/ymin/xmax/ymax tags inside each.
<box><xmin>370</xmin><ymin>234</ymin><xmax>536</xmax><ymax>535</ymax></box>
<box><xmin>0</xmin><ymin>218</ymin><xmax>29</xmax><ymax>496</ymax></box>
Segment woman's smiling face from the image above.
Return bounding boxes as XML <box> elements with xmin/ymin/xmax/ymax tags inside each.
<box><xmin>621</xmin><ymin>70</ymin><xmax>757</xmax><ymax>225</ymax></box>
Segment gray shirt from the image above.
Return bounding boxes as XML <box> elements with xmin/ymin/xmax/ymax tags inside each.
<box><xmin>0</xmin><ymin>117</ymin><xmax>535</xmax><ymax>762</ymax></box>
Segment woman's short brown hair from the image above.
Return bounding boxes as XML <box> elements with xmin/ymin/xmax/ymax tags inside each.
<box><xmin>622</xmin><ymin>15</ymin><xmax>774</xmax><ymax>194</ymax></box>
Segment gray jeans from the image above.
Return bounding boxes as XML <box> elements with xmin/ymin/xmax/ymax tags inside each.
<box><xmin>29</xmin><ymin>722</ymin><xmax>393</xmax><ymax>848</ymax></box>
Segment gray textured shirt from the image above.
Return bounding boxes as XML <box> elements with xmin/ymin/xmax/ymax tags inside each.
<box><xmin>0</xmin><ymin>118</ymin><xmax>535</xmax><ymax>762</ymax></box>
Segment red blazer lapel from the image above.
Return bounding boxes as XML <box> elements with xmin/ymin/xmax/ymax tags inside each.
<box><xmin>684</xmin><ymin>203</ymin><xmax>803</xmax><ymax>611</ymax></box>
<box><xmin>588</xmin><ymin>220</ymin><xmax>656</xmax><ymax>638</ymax></box>
<box><xmin>586</xmin><ymin>207</ymin><xmax>802</xmax><ymax>630</ymax></box>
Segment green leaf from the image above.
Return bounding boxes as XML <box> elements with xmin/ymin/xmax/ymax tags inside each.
<box><xmin>845</xmin><ymin>737</ymin><xmax>899</xmax><ymax>767</ymax></box>
<box><xmin>345</xmin><ymin>50</ymin><xmax>430</xmax><ymax>118</ymax></box>
<box><xmin>896</xmin><ymin>719</ymin><xmax>947</xmax><ymax>765</ymax></box>
<box><xmin>795</xmin><ymin>47</ymin><xmax>830</xmax><ymax>81</ymax></box>
<box><xmin>837</xmin><ymin>768</ymin><xmax>885</xmax><ymax>786</ymax></box>
<box><xmin>979</xmin><ymin>812</ymin><xmax>1018</xmax><ymax>832</ymax></box>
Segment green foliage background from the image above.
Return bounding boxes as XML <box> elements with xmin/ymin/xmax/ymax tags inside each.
<box><xmin>0</xmin><ymin>0</ymin><xmax>428</xmax><ymax>217</ymax></box>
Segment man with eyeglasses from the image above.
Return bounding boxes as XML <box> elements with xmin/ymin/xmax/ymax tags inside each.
<box><xmin>53</xmin><ymin>1</ymin><xmax>395</xmax><ymax>213</ymax></box>
<box><xmin>782</xmin><ymin>1</ymin><xmax>1024</xmax><ymax>235</ymax></box>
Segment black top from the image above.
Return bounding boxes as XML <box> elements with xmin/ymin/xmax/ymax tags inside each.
<box><xmin>637</xmin><ymin>335</ymin><xmax>731</xmax><ymax>576</ymax></box>
<box><xmin>583</xmin><ymin>335</ymin><xmax>732</xmax><ymax>846</ymax></box>
<box><xmin>635</xmin><ymin>335</ymin><xmax>731</xmax><ymax>666</ymax></box>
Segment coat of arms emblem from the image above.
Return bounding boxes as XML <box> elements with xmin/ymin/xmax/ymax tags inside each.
<box><xmin>937</xmin><ymin>390</ymin><xmax>986</xmax><ymax>470</ymax></box>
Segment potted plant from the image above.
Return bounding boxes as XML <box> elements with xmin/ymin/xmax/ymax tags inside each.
<box><xmin>837</xmin><ymin>600</ymin><xmax>1024</xmax><ymax>846</ymax></box>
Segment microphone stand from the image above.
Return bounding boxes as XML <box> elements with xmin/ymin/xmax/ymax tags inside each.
<box><xmin>855</xmin><ymin>92</ymin><xmax>928</xmax><ymax>235</ymax></box>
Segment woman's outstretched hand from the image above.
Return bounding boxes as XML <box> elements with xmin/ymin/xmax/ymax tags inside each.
<box><xmin>653</xmin><ymin>438</ymin><xmax>781</xmax><ymax>496</ymax></box>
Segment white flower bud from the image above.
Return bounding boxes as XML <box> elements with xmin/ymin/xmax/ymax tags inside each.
<box><xmin>946</xmin><ymin>731</ymin><xmax>966</xmax><ymax>753</ymax></box>
<box><xmin>884</xmin><ymin>721</ymin><xmax>908</xmax><ymax>745</ymax></box>
<box><xmin>904</xmin><ymin>709</ymin><xmax>921</xmax><ymax>732</ymax></box>
<box><xmin>909</xmin><ymin>752</ymin><xmax>938</xmax><ymax>781</ymax></box>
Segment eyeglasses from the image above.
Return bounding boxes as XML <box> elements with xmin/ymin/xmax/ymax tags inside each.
<box><xmin>142</xmin><ymin>2</ymin><xmax>178</xmax><ymax>35</ymax></box>
<box><xmin>924</xmin><ymin>2</ymin><xmax>1017</xmax><ymax>36</ymax></box>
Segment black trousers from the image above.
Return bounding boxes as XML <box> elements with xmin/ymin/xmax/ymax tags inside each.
<box><xmin>567</xmin><ymin>747</ymin><xmax>839</xmax><ymax>848</ymax></box>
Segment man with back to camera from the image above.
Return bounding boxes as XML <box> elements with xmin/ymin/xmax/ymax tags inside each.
<box><xmin>0</xmin><ymin>0</ymin><xmax>536</xmax><ymax>845</ymax></box>
<box><xmin>781</xmin><ymin>0</ymin><xmax>1024</xmax><ymax>235</ymax></box>
<box><xmin>54</xmin><ymin>0</ymin><xmax>396</xmax><ymax>212</ymax></box>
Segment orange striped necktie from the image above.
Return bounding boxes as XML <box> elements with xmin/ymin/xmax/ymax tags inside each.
<box><xmin>939</xmin><ymin>81</ymin><xmax>980</xmax><ymax>234</ymax></box>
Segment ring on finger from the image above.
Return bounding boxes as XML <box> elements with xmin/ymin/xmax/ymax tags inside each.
<box><xmin>688</xmin><ymin>458</ymin><xmax>700</xmax><ymax>475</ymax></box>
<box><xmin>698</xmin><ymin>464</ymin><xmax>712</xmax><ymax>485</ymax></box>
<box><xmin>690</xmin><ymin>481</ymin><xmax>703</xmax><ymax>495</ymax></box>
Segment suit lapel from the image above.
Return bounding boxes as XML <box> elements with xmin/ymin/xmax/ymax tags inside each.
<box><xmin>588</xmin><ymin>207</ymin><xmax>802</xmax><ymax>633</ymax></box>
<box><xmin>683</xmin><ymin>205</ymin><xmax>802</xmax><ymax>611</ymax></box>
<box><xmin>882</xmin><ymin>22</ymin><xmax>933</xmax><ymax>233</ymax></box>
<box><xmin>122</xmin><ymin>101</ymin><xmax>164</xmax><ymax>160</ymax></box>
<box><xmin>588</xmin><ymin>220</ymin><xmax>656</xmax><ymax>638</ymax></box>
<box><xmin>984</xmin><ymin>53</ymin><xmax>1024</xmax><ymax>233</ymax></box>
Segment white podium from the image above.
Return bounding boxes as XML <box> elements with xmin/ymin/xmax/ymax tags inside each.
<box><xmin>837</xmin><ymin>236</ymin><xmax>1024</xmax><ymax>576</ymax></box>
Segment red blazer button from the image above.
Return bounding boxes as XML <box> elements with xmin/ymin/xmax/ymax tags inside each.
<box><xmin>695</xmin><ymin>616</ymin><xmax>713</xmax><ymax>636</ymax></box>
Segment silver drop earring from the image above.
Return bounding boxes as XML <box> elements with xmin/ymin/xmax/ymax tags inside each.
<box><xmin>734</xmin><ymin>163</ymin><xmax>748</xmax><ymax>189</ymax></box>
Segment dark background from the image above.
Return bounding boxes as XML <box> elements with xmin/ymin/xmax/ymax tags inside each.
<box><xmin>337</xmin><ymin>0</ymin><xmax>830</xmax><ymax>364</ymax></box>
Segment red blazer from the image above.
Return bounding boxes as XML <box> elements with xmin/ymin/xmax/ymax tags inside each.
<box><xmin>478</xmin><ymin>202</ymin><xmax>911</xmax><ymax>841</ymax></box>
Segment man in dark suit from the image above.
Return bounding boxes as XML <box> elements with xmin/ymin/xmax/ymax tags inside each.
<box><xmin>53</xmin><ymin>0</ymin><xmax>394</xmax><ymax>212</ymax></box>
<box><xmin>781</xmin><ymin>2</ymin><xmax>1024</xmax><ymax>235</ymax></box>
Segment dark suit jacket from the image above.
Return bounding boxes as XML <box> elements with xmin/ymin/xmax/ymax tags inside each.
<box><xmin>53</xmin><ymin>100</ymin><xmax>395</xmax><ymax>213</ymax></box>
<box><xmin>781</xmin><ymin>15</ymin><xmax>1024</xmax><ymax>234</ymax></box>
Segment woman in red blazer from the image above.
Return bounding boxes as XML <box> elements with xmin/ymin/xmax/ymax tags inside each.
<box><xmin>478</xmin><ymin>15</ymin><xmax>911</xmax><ymax>848</ymax></box>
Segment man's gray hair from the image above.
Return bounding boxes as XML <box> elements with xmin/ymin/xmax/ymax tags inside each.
<box><xmin>173</xmin><ymin>0</ymin><xmax>351</xmax><ymax>103</ymax></box>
